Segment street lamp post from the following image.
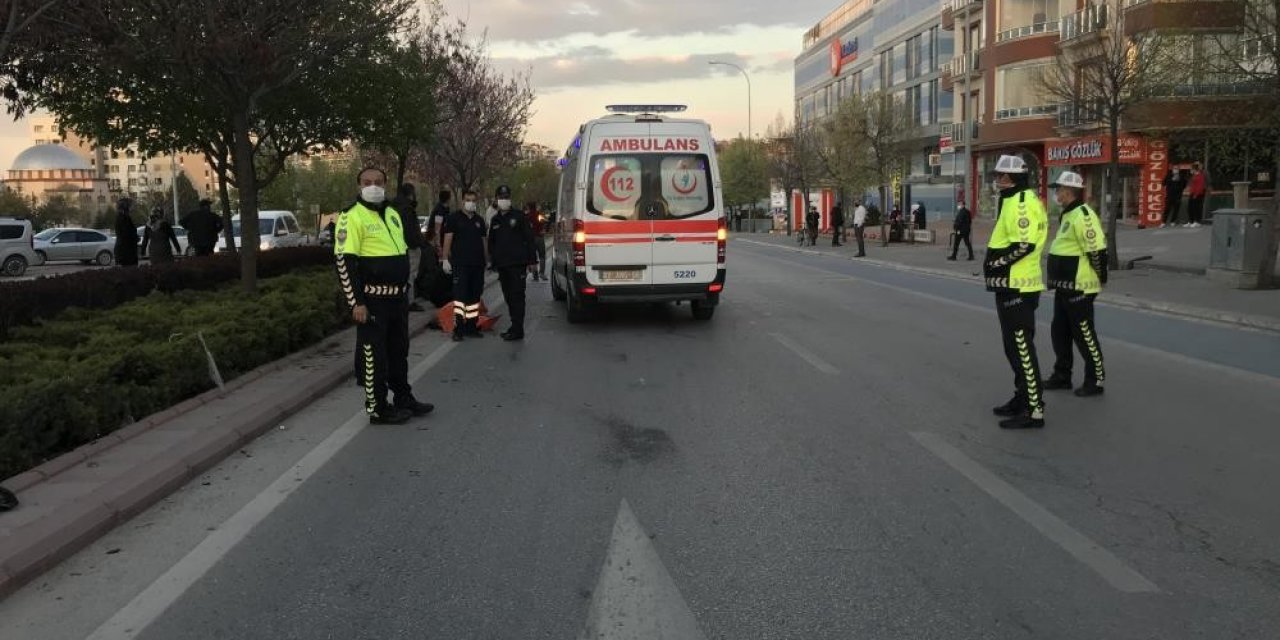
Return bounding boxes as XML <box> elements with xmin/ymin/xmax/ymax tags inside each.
<box><xmin>708</xmin><ymin>61</ymin><xmax>752</xmax><ymax>141</ymax></box>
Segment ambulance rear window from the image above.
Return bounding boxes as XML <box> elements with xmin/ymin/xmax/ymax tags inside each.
<box><xmin>588</xmin><ymin>154</ymin><xmax>714</xmax><ymax>220</ymax></box>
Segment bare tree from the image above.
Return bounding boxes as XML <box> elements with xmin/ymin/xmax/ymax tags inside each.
<box><xmin>1038</xmin><ymin>0</ymin><xmax>1177</xmax><ymax>269</ymax></box>
<box><xmin>765</xmin><ymin>115</ymin><xmax>801</xmax><ymax>236</ymax></box>
<box><xmin>427</xmin><ymin>21</ymin><xmax>535</xmax><ymax>194</ymax></box>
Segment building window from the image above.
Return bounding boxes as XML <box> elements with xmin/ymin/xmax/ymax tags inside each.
<box><xmin>125</xmin><ymin>149</ymin><xmax>136</xmax><ymax>159</ymax></box>
<box><xmin>879</xmin><ymin>52</ymin><xmax>890</xmax><ymax>89</ymax></box>
<box><xmin>111</xmin><ymin>150</ymin><xmax>119</xmax><ymax>159</ymax></box>
<box><xmin>34</xmin><ymin>125</ymin><xmax>44</xmax><ymax>133</ymax></box>
<box><xmin>155</xmin><ymin>178</ymin><xmax>163</xmax><ymax>186</ymax></box>
<box><xmin>996</xmin><ymin>61</ymin><xmax>1056</xmax><ymax>118</ymax></box>
<box><xmin>892</xmin><ymin>42</ymin><xmax>907</xmax><ymax>86</ymax></box>
<box><xmin>998</xmin><ymin>0</ymin><xmax>1069</xmax><ymax>37</ymax></box>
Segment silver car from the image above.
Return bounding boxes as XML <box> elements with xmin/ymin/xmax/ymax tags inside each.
<box><xmin>33</xmin><ymin>228</ymin><xmax>116</xmax><ymax>266</ymax></box>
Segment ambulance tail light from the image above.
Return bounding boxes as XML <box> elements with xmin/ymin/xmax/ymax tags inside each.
<box><xmin>708</xmin><ymin>283</ymin><xmax>724</xmax><ymax>293</ymax></box>
<box><xmin>716</xmin><ymin>217</ymin><xmax>727</xmax><ymax>266</ymax></box>
<box><xmin>573</xmin><ymin>219</ymin><xmax>586</xmax><ymax>268</ymax></box>
<box><xmin>581</xmin><ymin>287</ymin><xmax>597</xmax><ymax>296</ymax></box>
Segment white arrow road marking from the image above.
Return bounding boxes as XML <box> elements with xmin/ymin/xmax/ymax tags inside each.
<box><xmin>579</xmin><ymin>500</ymin><xmax>708</xmax><ymax>640</ymax></box>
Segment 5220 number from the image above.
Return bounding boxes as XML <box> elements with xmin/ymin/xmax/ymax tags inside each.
<box><xmin>673</xmin><ymin>270</ymin><xmax>697</xmax><ymax>279</ymax></box>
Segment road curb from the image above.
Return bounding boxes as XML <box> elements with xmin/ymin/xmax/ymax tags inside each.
<box><xmin>736</xmin><ymin>237</ymin><xmax>1280</xmax><ymax>334</ymax></box>
<box><xmin>0</xmin><ymin>277</ymin><xmax>497</xmax><ymax>600</ymax></box>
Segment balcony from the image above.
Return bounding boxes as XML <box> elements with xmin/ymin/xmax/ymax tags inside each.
<box><xmin>1056</xmin><ymin>100</ymin><xmax>1105</xmax><ymax>128</ymax></box>
<box><xmin>949</xmin><ymin>50</ymin><xmax>983</xmax><ymax>79</ymax></box>
<box><xmin>994</xmin><ymin>104</ymin><xmax>1060</xmax><ymax>121</ymax></box>
<box><xmin>1060</xmin><ymin>4</ymin><xmax>1108</xmax><ymax>42</ymax></box>
<box><xmin>1148</xmin><ymin>80</ymin><xmax>1271</xmax><ymax>97</ymax></box>
<box><xmin>995</xmin><ymin>20</ymin><xmax>1060</xmax><ymax>43</ymax></box>
<box><xmin>942</xmin><ymin>0</ymin><xmax>983</xmax><ymax>30</ymax></box>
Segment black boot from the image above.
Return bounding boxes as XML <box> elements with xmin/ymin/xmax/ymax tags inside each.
<box><xmin>370</xmin><ymin>406</ymin><xmax>413</xmax><ymax>425</ymax></box>
<box><xmin>394</xmin><ymin>396</ymin><xmax>435</xmax><ymax>416</ymax></box>
<box><xmin>1074</xmin><ymin>382</ymin><xmax>1105</xmax><ymax>397</ymax></box>
<box><xmin>999</xmin><ymin>413</ymin><xmax>1046</xmax><ymax>429</ymax></box>
<box><xmin>1044</xmin><ymin>375</ymin><xmax>1073</xmax><ymax>391</ymax></box>
<box><xmin>992</xmin><ymin>396</ymin><xmax>1026</xmax><ymax>417</ymax></box>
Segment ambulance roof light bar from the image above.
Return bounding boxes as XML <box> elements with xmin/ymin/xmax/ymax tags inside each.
<box><xmin>605</xmin><ymin>104</ymin><xmax>688</xmax><ymax>114</ymax></box>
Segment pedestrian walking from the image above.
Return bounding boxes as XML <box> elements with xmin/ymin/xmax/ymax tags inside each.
<box><xmin>805</xmin><ymin>206</ymin><xmax>819</xmax><ymax>246</ymax></box>
<box><xmin>948</xmin><ymin>200</ymin><xmax>974</xmax><ymax>261</ymax></box>
<box><xmin>1162</xmin><ymin>168</ymin><xmax>1186</xmax><ymax>228</ymax></box>
<box><xmin>984</xmin><ymin>154</ymin><xmax>1049</xmax><ymax>430</ymax></box>
<box><xmin>528</xmin><ymin>201</ymin><xmax>548</xmax><ymax>280</ymax></box>
<box><xmin>334</xmin><ymin>167</ymin><xmax>433</xmax><ymax>425</ymax></box>
<box><xmin>852</xmin><ymin>201</ymin><xmax>867</xmax><ymax>257</ymax></box>
<box><xmin>489</xmin><ymin>186</ymin><xmax>538</xmax><ymax>341</ymax></box>
<box><xmin>113</xmin><ymin>198</ymin><xmax>139</xmax><ymax>267</ymax></box>
<box><xmin>1044</xmin><ymin>171</ymin><xmax>1107</xmax><ymax>398</ymax></box>
<box><xmin>1186</xmin><ymin>162</ymin><xmax>1207</xmax><ymax>227</ymax></box>
<box><xmin>831</xmin><ymin>203</ymin><xmax>845</xmax><ymax>246</ymax></box>
<box><xmin>393</xmin><ymin>183</ymin><xmax>427</xmax><ymax>313</ymax></box>
<box><xmin>180</xmin><ymin>199</ymin><xmax>222</xmax><ymax>256</ymax></box>
<box><xmin>141</xmin><ymin>207</ymin><xmax>181</xmax><ymax>264</ymax></box>
<box><xmin>442</xmin><ymin>190</ymin><xmax>489</xmax><ymax>341</ymax></box>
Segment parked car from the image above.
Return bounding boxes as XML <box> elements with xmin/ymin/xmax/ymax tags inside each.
<box><xmin>0</xmin><ymin>217</ymin><xmax>38</xmax><ymax>277</ymax></box>
<box><xmin>33</xmin><ymin>227</ymin><xmax>115</xmax><ymax>266</ymax></box>
<box><xmin>136</xmin><ymin>224</ymin><xmax>193</xmax><ymax>257</ymax></box>
<box><xmin>215</xmin><ymin>211</ymin><xmax>306</xmax><ymax>252</ymax></box>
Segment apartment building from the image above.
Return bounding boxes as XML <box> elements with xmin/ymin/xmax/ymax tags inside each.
<box><xmin>795</xmin><ymin>0</ymin><xmax>957</xmax><ymax>227</ymax></box>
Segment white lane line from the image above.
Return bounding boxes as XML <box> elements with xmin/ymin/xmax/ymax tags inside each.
<box><xmin>85</xmin><ymin>338</ymin><xmax>461</xmax><ymax>640</ymax></box>
<box><xmin>910</xmin><ymin>431</ymin><xmax>1161</xmax><ymax>594</ymax></box>
<box><xmin>770</xmin><ymin>333</ymin><xmax>840</xmax><ymax>375</ymax></box>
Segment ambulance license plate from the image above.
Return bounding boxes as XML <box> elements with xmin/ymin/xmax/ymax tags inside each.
<box><xmin>600</xmin><ymin>270</ymin><xmax>642</xmax><ymax>282</ymax></box>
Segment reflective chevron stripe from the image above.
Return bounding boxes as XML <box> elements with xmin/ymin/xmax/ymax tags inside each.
<box><xmin>1079</xmin><ymin>319</ymin><xmax>1105</xmax><ymax>383</ymax></box>
<box><xmin>362</xmin><ymin>343</ymin><xmax>376</xmax><ymax>414</ymax></box>
<box><xmin>1015</xmin><ymin>329</ymin><xmax>1042</xmax><ymax>412</ymax></box>
<box><xmin>363</xmin><ymin>284</ymin><xmax>406</xmax><ymax>297</ymax></box>
<box><xmin>336</xmin><ymin>255</ymin><xmax>357</xmax><ymax>308</ymax></box>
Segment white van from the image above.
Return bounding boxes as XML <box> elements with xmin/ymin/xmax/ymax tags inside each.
<box><xmin>551</xmin><ymin>105</ymin><xmax>726</xmax><ymax>322</ymax></box>
<box><xmin>216</xmin><ymin>211</ymin><xmax>306</xmax><ymax>252</ymax></box>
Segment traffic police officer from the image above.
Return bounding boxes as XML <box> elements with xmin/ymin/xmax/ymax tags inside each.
<box><xmin>984</xmin><ymin>154</ymin><xmax>1049</xmax><ymax>429</ymax></box>
<box><xmin>442</xmin><ymin>189</ymin><xmax>488</xmax><ymax>341</ymax></box>
<box><xmin>1044</xmin><ymin>170</ymin><xmax>1108</xmax><ymax>397</ymax></box>
<box><xmin>335</xmin><ymin>167</ymin><xmax>434</xmax><ymax>424</ymax></box>
<box><xmin>488</xmin><ymin>185</ymin><xmax>537</xmax><ymax>341</ymax></box>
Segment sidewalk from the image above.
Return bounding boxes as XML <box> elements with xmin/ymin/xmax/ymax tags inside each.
<box><xmin>0</xmin><ymin>277</ymin><xmax>497</xmax><ymax>598</ymax></box>
<box><xmin>739</xmin><ymin>228</ymin><xmax>1280</xmax><ymax>333</ymax></box>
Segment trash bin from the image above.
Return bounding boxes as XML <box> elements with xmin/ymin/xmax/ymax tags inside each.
<box><xmin>1207</xmin><ymin>208</ymin><xmax>1271</xmax><ymax>289</ymax></box>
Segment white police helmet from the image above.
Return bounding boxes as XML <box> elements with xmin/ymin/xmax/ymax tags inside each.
<box><xmin>1049</xmin><ymin>171</ymin><xmax>1085</xmax><ymax>189</ymax></box>
<box><xmin>993</xmin><ymin>154</ymin><xmax>1029</xmax><ymax>174</ymax></box>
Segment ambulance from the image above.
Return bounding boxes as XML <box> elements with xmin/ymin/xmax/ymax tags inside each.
<box><xmin>551</xmin><ymin>105</ymin><xmax>726</xmax><ymax>322</ymax></box>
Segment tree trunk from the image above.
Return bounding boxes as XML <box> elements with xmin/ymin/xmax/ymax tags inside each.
<box><xmin>1106</xmin><ymin>122</ymin><xmax>1121</xmax><ymax>270</ymax></box>
<box><xmin>208</xmin><ymin>151</ymin><xmax>237</xmax><ymax>256</ymax></box>
<box><xmin>396</xmin><ymin>150</ymin><xmax>409</xmax><ymax>188</ymax></box>
<box><xmin>1257</xmin><ymin>140</ymin><xmax>1280</xmax><ymax>289</ymax></box>
<box><xmin>232</xmin><ymin>114</ymin><xmax>260</xmax><ymax>293</ymax></box>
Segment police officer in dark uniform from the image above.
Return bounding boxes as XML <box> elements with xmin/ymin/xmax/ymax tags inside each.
<box><xmin>442</xmin><ymin>189</ymin><xmax>488</xmax><ymax>341</ymax></box>
<box><xmin>488</xmin><ymin>185</ymin><xmax>537</xmax><ymax>341</ymax></box>
<box><xmin>335</xmin><ymin>167</ymin><xmax>434</xmax><ymax>424</ymax></box>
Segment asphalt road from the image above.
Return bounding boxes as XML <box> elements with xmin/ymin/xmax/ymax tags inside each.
<box><xmin>4</xmin><ymin>239</ymin><xmax>1279</xmax><ymax>639</ymax></box>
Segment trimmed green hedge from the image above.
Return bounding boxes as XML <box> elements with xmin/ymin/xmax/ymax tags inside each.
<box><xmin>0</xmin><ymin>246</ymin><xmax>335</xmax><ymax>340</ymax></box>
<box><xmin>0</xmin><ymin>268</ymin><xmax>348</xmax><ymax>480</ymax></box>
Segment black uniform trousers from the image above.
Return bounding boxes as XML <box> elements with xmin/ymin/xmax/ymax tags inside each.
<box><xmin>950</xmin><ymin>230</ymin><xmax>973</xmax><ymax>259</ymax></box>
<box><xmin>452</xmin><ymin>265</ymin><xmax>485</xmax><ymax>335</ymax></box>
<box><xmin>498</xmin><ymin>266</ymin><xmax>528</xmax><ymax>335</ymax></box>
<box><xmin>534</xmin><ymin>239</ymin><xmax>547</xmax><ymax>277</ymax></box>
<box><xmin>1051</xmin><ymin>290</ymin><xmax>1105</xmax><ymax>385</ymax></box>
<box><xmin>357</xmin><ymin>295</ymin><xmax>411</xmax><ymax>414</ymax></box>
<box><xmin>995</xmin><ymin>292</ymin><xmax>1045</xmax><ymax>415</ymax></box>
<box><xmin>853</xmin><ymin>224</ymin><xmax>866</xmax><ymax>255</ymax></box>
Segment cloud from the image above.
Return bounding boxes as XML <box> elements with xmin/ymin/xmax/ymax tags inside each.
<box><xmin>494</xmin><ymin>48</ymin><xmax>754</xmax><ymax>90</ymax></box>
<box><xmin>442</xmin><ymin>0</ymin><xmax>837</xmax><ymax>41</ymax></box>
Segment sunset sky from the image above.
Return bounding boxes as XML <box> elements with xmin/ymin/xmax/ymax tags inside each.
<box><xmin>0</xmin><ymin>0</ymin><xmax>834</xmax><ymax>172</ymax></box>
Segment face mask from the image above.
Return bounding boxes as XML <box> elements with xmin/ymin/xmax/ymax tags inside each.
<box><xmin>991</xmin><ymin>179</ymin><xmax>1002</xmax><ymax>194</ymax></box>
<box><xmin>497</xmin><ymin>199</ymin><xmax>512</xmax><ymax>210</ymax></box>
<box><xmin>463</xmin><ymin>201</ymin><xmax>477</xmax><ymax>213</ymax></box>
<box><xmin>361</xmin><ymin>185</ymin><xmax>385</xmax><ymax>203</ymax></box>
